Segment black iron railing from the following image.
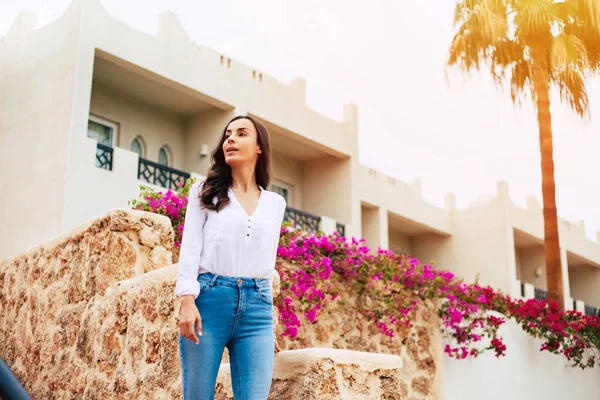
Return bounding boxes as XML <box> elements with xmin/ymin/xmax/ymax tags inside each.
<box><xmin>534</xmin><ymin>288</ymin><xmax>547</xmax><ymax>301</ymax></box>
<box><xmin>284</xmin><ymin>207</ymin><xmax>321</xmax><ymax>234</ymax></box>
<box><xmin>336</xmin><ymin>222</ymin><xmax>345</xmax><ymax>237</ymax></box>
<box><xmin>138</xmin><ymin>158</ymin><xmax>190</xmax><ymax>191</ymax></box>
<box><xmin>584</xmin><ymin>305</ymin><xmax>598</xmax><ymax>317</ymax></box>
<box><xmin>95</xmin><ymin>143</ymin><xmax>113</xmax><ymax>171</ymax></box>
<box><xmin>521</xmin><ymin>283</ymin><xmax>526</xmax><ymax>298</ymax></box>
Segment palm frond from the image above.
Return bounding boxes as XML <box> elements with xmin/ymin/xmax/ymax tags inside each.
<box><xmin>550</xmin><ymin>34</ymin><xmax>588</xmax><ymax>70</ymax></box>
<box><xmin>550</xmin><ymin>34</ymin><xmax>590</xmax><ymax>116</ymax></box>
<box><xmin>512</xmin><ymin>0</ymin><xmax>555</xmax><ymax>39</ymax></box>
<box><xmin>553</xmin><ymin>0</ymin><xmax>577</xmax><ymax>24</ymax></box>
<box><xmin>510</xmin><ymin>60</ymin><xmax>532</xmax><ymax>104</ymax></box>
<box><xmin>563</xmin><ymin>1</ymin><xmax>600</xmax><ymax>70</ymax></box>
<box><xmin>572</xmin><ymin>0</ymin><xmax>600</xmax><ymax>32</ymax></box>
<box><xmin>448</xmin><ymin>0</ymin><xmax>509</xmax><ymax>71</ymax></box>
<box><xmin>490</xmin><ymin>38</ymin><xmax>527</xmax><ymax>83</ymax></box>
<box><xmin>553</xmin><ymin>66</ymin><xmax>589</xmax><ymax>117</ymax></box>
<box><xmin>449</xmin><ymin>0</ymin><xmax>597</xmax><ymax>114</ymax></box>
<box><xmin>448</xmin><ymin>26</ymin><xmax>483</xmax><ymax>71</ymax></box>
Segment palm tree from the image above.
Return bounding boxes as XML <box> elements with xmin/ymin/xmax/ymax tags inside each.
<box><xmin>447</xmin><ymin>0</ymin><xmax>600</xmax><ymax>310</ymax></box>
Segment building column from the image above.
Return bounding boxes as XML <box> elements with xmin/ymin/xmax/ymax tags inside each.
<box><xmin>560</xmin><ymin>247</ymin><xmax>572</xmax><ymax>310</ymax></box>
<box><xmin>504</xmin><ymin>223</ymin><xmax>521</xmax><ymax>298</ymax></box>
<box><xmin>378</xmin><ymin>207</ymin><xmax>389</xmax><ymax>251</ymax></box>
<box><xmin>360</xmin><ymin>206</ymin><xmax>388</xmax><ymax>253</ymax></box>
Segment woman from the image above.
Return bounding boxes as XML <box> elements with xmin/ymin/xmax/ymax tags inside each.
<box><xmin>175</xmin><ymin>115</ymin><xmax>286</xmax><ymax>399</ymax></box>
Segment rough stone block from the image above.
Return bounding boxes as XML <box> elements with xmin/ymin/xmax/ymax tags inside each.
<box><xmin>215</xmin><ymin>348</ymin><xmax>404</xmax><ymax>400</ymax></box>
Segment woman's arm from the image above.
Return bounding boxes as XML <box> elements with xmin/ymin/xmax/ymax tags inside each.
<box><xmin>175</xmin><ymin>181</ymin><xmax>207</xmax><ymax>299</ymax></box>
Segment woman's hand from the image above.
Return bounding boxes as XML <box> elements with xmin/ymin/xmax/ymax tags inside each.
<box><xmin>179</xmin><ymin>295</ymin><xmax>202</xmax><ymax>344</ymax></box>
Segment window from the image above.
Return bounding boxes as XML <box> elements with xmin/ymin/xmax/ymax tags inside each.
<box><xmin>158</xmin><ymin>146</ymin><xmax>170</xmax><ymax>167</ymax></box>
<box><xmin>272</xmin><ymin>185</ymin><xmax>288</xmax><ymax>202</ymax></box>
<box><xmin>271</xmin><ymin>179</ymin><xmax>294</xmax><ymax>207</ymax></box>
<box><xmin>131</xmin><ymin>137</ymin><xmax>144</xmax><ymax>158</ymax></box>
<box><xmin>87</xmin><ymin>115</ymin><xmax>118</xmax><ymax>147</ymax></box>
<box><xmin>88</xmin><ymin>120</ymin><xmax>112</xmax><ymax>146</ymax></box>
<box><xmin>88</xmin><ymin>116</ymin><xmax>118</xmax><ymax>170</ymax></box>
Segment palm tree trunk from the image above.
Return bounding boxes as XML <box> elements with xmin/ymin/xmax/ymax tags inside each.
<box><xmin>532</xmin><ymin>60</ymin><xmax>565</xmax><ymax>311</ymax></box>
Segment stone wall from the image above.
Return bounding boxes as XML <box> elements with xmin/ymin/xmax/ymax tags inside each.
<box><xmin>274</xmin><ymin>266</ymin><xmax>443</xmax><ymax>400</ymax></box>
<box><xmin>0</xmin><ymin>209</ymin><xmax>441</xmax><ymax>399</ymax></box>
<box><xmin>0</xmin><ymin>210</ymin><xmax>177</xmax><ymax>398</ymax></box>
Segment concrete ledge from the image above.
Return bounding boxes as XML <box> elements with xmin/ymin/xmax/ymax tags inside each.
<box><xmin>216</xmin><ymin>348</ymin><xmax>404</xmax><ymax>399</ymax></box>
<box><xmin>273</xmin><ymin>348</ymin><xmax>403</xmax><ymax>378</ymax></box>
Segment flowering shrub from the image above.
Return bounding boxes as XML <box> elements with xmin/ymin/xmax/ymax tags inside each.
<box><xmin>131</xmin><ymin>185</ymin><xmax>600</xmax><ymax>370</ymax></box>
<box><xmin>276</xmin><ymin>227</ymin><xmax>600</xmax><ymax>369</ymax></box>
<box><xmin>128</xmin><ymin>178</ymin><xmax>197</xmax><ymax>248</ymax></box>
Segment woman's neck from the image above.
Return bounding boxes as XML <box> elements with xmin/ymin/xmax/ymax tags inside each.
<box><xmin>231</xmin><ymin>164</ymin><xmax>259</xmax><ymax>193</ymax></box>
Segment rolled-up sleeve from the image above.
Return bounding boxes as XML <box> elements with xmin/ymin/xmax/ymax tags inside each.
<box><xmin>175</xmin><ymin>181</ymin><xmax>207</xmax><ymax>298</ymax></box>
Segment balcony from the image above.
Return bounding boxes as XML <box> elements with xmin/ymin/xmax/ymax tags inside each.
<box><xmin>336</xmin><ymin>222</ymin><xmax>345</xmax><ymax>237</ymax></box>
<box><xmin>584</xmin><ymin>305</ymin><xmax>598</xmax><ymax>317</ymax></box>
<box><xmin>520</xmin><ymin>282</ymin><xmax>599</xmax><ymax>315</ymax></box>
<box><xmin>89</xmin><ymin>139</ymin><xmax>346</xmax><ymax>235</ymax></box>
<box><xmin>534</xmin><ymin>287</ymin><xmax>547</xmax><ymax>301</ymax></box>
<box><xmin>284</xmin><ymin>207</ymin><xmax>321</xmax><ymax>234</ymax></box>
<box><xmin>519</xmin><ymin>282</ymin><xmax>548</xmax><ymax>301</ymax></box>
<box><xmin>95</xmin><ymin>143</ymin><xmax>113</xmax><ymax>171</ymax></box>
<box><xmin>137</xmin><ymin>158</ymin><xmax>190</xmax><ymax>191</ymax></box>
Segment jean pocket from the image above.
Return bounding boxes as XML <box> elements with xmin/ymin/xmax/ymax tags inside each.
<box><xmin>198</xmin><ymin>275</ymin><xmax>213</xmax><ymax>295</ymax></box>
<box><xmin>257</xmin><ymin>286</ymin><xmax>273</xmax><ymax>305</ymax></box>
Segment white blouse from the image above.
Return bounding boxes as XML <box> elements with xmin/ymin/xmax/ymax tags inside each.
<box><xmin>175</xmin><ymin>181</ymin><xmax>287</xmax><ymax>298</ymax></box>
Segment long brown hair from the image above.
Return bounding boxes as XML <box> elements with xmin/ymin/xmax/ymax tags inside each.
<box><xmin>199</xmin><ymin>115</ymin><xmax>271</xmax><ymax>212</ymax></box>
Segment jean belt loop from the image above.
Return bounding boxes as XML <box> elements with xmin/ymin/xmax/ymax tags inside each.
<box><xmin>210</xmin><ymin>273</ymin><xmax>219</xmax><ymax>288</ymax></box>
<box><xmin>253</xmin><ymin>278</ymin><xmax>259</xmax><ymax>290</ymax></box>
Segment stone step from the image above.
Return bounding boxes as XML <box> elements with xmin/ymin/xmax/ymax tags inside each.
<box><xmin>215</xmin><ymin>347</ymin><xmax>403</xmax><ymax>400</ymax></box>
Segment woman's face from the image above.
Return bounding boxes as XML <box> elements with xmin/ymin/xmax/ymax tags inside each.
<box><xmin>222</xmin><ymin>118</ymin><xmax>262</xmax><ymax>168</ymax></box>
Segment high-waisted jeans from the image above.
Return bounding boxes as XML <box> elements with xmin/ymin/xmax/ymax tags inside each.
<box><xmin>178</xmin><ymin>273</ymin><xmax>275</xmax><ymax>400</ymax></box>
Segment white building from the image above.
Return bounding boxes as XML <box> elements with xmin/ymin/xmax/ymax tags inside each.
<box><xmin>1</xmin><ymin>0</ymin><xmax>599</xmax><ymax>316</ymax></box>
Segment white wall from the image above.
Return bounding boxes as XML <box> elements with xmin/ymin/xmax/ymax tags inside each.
<box><xmin>271</xmin><ymin>150</ymin><xmax>305</xmax><ymax>210</ymax></box>
<box><xmin>90</xmin><ymin>84</ymin><xmax>186</xmax><ymax>169</ymax></box>
<box><xmin>444</xmin><ymin>312</ymin><xmax>600</xmax><ymax>400</ymax></box>
<box><xmin>61</xmin><ymin>136</ymin><xmax>144</xmax><ymax>232</ymax></box>
<box><xmin>358</xmin><ymin>165</ymin><xmax>450</xmax><ymax>235</ymax></box>
<box><xmin>411</xmin><ymin>198</ymin><xmax>515</xmax><ymax>292</ymax></box>
<box><xmin>184</xmin><ymin>108</ymin><xmax>237</xmax><ymax>176</ymax></box>
<box><xmin>389</xmin><ymin>229</ymin><xmax>412</xmax><ymax>255</ymax></box>
<box><xmin>0</xmin><ymin>7</ymin><xmax>81</xmax><ymax>260</ymax></box>
<box><xmin>516</xmin><ymin>245</ymin><xmax>546</xmax><ymax>289</ymax></box>
<box><xmin>303</xmin><ymin>156</ymin><xmax>353</xmax><ymax>225</ymax></box>
<box><xmin>569</xmin><ymin>265</ymin><xmax>600</xmax><ymax>306</ymax></box>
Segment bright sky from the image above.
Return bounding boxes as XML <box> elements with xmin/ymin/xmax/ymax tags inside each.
<box><xmin>2</xmin><ymin>0</ymin><xmax>599</xmax><ymax>240</ymax></box>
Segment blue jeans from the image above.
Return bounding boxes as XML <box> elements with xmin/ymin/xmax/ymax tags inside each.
<box><xmin>178</xmin><ymin>273</ymin><xmax>275</xmax><ymax>399</ymax></box>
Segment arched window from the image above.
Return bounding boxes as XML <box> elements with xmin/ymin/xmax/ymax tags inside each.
<box><xmin>131</xmin><ymin>137</ymin><xmax>144</xmax><ymax>158</ymax></box>
<box><xmin>158</xmin><ymin>146</ymin><xmax>170</xmax><ymax>167</ymax></box>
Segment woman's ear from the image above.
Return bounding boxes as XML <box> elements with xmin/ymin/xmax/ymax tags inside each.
<box><xmin>258</xmin><ymin>147</ymin><xmax>262</xmax><ymax>154</ymax></box>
